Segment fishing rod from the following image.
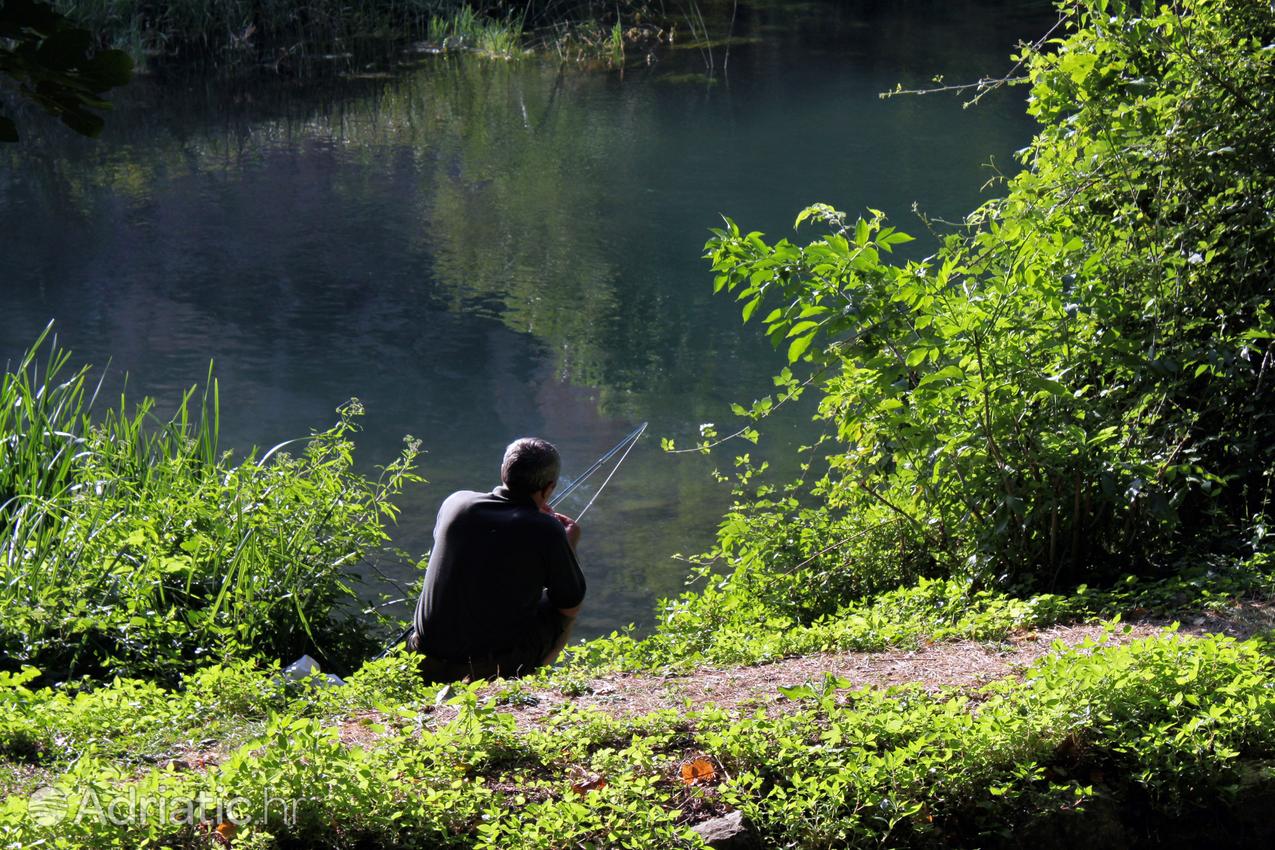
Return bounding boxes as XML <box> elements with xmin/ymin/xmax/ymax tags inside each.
<box><xmin>572</xmin><ymin>421</ymin><xmax>645</xmax><ymax>520</ymax></box>
<box><xmin>550</xmin><ymin>421</ymin><xmax>647</xmax><ymax>510</ymax></box>
<box><xmin>371</xmin><ymin>423</ymin><xmax>648</xmax><ymax>661</ymax></box>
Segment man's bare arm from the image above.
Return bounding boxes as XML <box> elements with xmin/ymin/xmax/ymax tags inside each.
<box><xmin>553</xmin><ymin>512</ymin><xmax>581</xmax><ymax>550</ymax></box>
<box><xmin>542</xmin><ymin>509</ymin><xmax>582</xmax><ymax>665</ymax></box>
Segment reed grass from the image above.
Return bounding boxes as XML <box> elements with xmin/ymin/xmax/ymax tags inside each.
<box><xmin>0</xmin><ymin>325</ymin><xmax>423</xmax><ymax>685</ymax></box>
<box><xmin>609</xmin><ymin>18</ymin><xmax>624</xmax><ymax>66</ymax></box>
<box><xmin>429</xmin><ymin>4</ymin><xmax>525</xmax><ymax>58</ymax></box>
<box><xmin>0</xmin><ymin>323</ymin><xmax>96</xmax><ymax>530</ymax></box>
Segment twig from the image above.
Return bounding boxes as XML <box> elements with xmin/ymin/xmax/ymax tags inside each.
<box><xmin>880</xmin><ymin>12</ymin><xmax>1067</xmax><ymax>107</ymax></box>
<box><xmin>779</xmin><ymin>519</ymin><xmax>901</xmax><ymax>574</ymax></box>
<box><xmin>665</xmin><ymin>366</ymin><xmax>827</xmax><ymax>455</ymax></box>
<box><xmin>723</xmin><ymin>0</ymin><xmax>737</xmax><ymax>74</ymax></box>
<box><xmin>856</xmin><ymin>480</ymin><xmax>924</xmax><ymax>529</ymax></box>
<box><xmin>881</xmin><ymin>75</ymin><xmax>1029</xmax><ymax>101</ymax></box>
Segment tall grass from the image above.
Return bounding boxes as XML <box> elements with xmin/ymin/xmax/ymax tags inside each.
<box><xmin>0</xmin><ymin>323</ymin><xmax>97</xmax><ymax>532</ymax></box>
<box><xmin>609</xmin><ymin>18</ymin><xmax>624</xmax><ymax>67</ymax></box>
<box><xmin>0</xmin><ymin>325</ymin><xmax>423</xmax><ymax>684</ymax></box>
<box><xmin>429</xmin><ymin>4</ymin><xmax>525</xmax><ymax>58</ymax></box>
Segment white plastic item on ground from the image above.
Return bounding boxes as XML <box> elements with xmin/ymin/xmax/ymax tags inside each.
<box><xmin>282</xmin><ymin>654</ymin><xmax>346</xmax><ymax>686</ymax></box>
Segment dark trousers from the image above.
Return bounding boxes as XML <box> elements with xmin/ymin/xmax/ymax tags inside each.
<box><xmin>408</xmin><ymin>600</ymin><xmax>567</xmax><ymax>684</ymax></box>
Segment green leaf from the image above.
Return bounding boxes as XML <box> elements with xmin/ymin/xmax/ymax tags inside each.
<box><xmin>786</xmin><ymin>320</ymin><xmax>820</xmax><ymax>338</ymax></box>
<box><xmin>35</xmin><ymin>27</ymin><xmax>92</xmax><ymax>71</ymax></box>
<box><xmin>788</xmin><ymin>333</ymin><xmax>816</xmax><ymax>362</ymax></box>
<box><xmin>917</xmin><ymin>365</ymin><xmax>965</xmax><ymax>386</ymax></box>
<box><xmin>854</xmin><ymin>217</ymin><xmax>870</xmax><ymax>246</ymax></box>
<box><xmin>777</xmin><ymin>684</ymin><xmax>818</xmax><ymax>700</ymax></box>
<box><xmin>58</xmin><ymin>107</ymin><xmax>105</xmax><ymax>138</ymax></box>
<box><xmin>794</xmin><ymin>203</ymin><xmax>838</xmax><ymax>229</ymax></box>
<box><xmin>905</xmin><ymin>348</ymin><xmax>929</xmax><ymax>367</ymax></box>
<box><xmin>0</xmin><ymin>666</ymin><xmax>41</xmax><ymax>689</ymax></box>
<box><xmin>83</xmin><ymin>49</ymin><xmax>134</xmax><ymax>89</ymax></box>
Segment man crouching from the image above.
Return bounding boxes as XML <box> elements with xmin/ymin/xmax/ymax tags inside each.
<box><xmin>408</xmin><ymin>437</ymin><xmax>585</xmax><ymax>683</ymax></box>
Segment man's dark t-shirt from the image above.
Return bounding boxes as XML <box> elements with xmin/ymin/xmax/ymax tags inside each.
<box><xmin>413</xmin><ymin>487</ymin><xmax>586</xmax><ymax>664</ymax></box>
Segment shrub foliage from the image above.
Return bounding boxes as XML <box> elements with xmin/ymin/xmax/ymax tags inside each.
<box><xmin>701</xmin><ymin>0</ymin><xmax>1274</xmax><ymax>596</ymax></box>
<box><xmin>0</xmin><ymin>327</ymin><xmax>422</xmax><ymax>682</ymax></box>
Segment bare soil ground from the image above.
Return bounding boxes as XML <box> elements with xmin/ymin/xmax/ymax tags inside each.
<box><xmin>482</xmin><ymin>622</ymin><xmax>1154</xmax><ymax>731</ymax></box>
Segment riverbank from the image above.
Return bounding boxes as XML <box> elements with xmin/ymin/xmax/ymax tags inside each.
<box><xmin>3</xmin><ymin>568</ymin><xmax>1274</xmax><ymax>848</ymax></box>
<box><xmin>57</xmin><ymin>0</ymin><xmax>675</xmax><ymax>70</ymax></box>
<box><xmin>4</xmin><ymin>0</ymin><xmax>1272</xmax><ymax>845</ymax></box>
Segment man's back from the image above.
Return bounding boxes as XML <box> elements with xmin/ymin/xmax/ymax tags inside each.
<box><xmin>413</xmin><ymin>486</ymin><xmax>586</xmax><ymax>664</ymax></box>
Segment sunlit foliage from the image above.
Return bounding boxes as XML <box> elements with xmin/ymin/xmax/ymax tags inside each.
<box><xmin>701</xmin><ymin>0</ymin><xmax>1274</xmax><ymax>595</ymax></box>
<box><xmin>0</xmin><ymin>327</ymin><xmax>422</xmax><ymax>683</ymax></box>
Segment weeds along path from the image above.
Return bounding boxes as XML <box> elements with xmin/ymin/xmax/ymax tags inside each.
<box><xmin>348</xmin><ymin>600</ymin><xmax>1274</xmax><ymax>744</ymax></box>
<box><xmin>5</xmin><ymin>607</ymin><xmax>1264</xmax><ymax>797</ymax></box>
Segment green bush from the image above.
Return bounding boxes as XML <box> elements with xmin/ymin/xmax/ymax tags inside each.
<box><xmin>0</xmin><ymin>328</ymin><xmax>422</xmax><ymax>683</ymax></box>
<box><xmin>699</xmin><ymin>0</ymin><xmax>1275</xmax><ymax>595</ymax></box>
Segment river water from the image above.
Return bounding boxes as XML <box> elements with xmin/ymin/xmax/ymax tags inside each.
<box><xmin>0</xmin><ymin>0</ymin><xmax>1054</xmax><ymax>638</ymax></box>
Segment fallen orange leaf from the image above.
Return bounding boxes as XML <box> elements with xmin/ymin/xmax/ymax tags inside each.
<box><xmin>571</xmin><ymin>774</ymin><xmax>608</xmax><ymax>795</ymax></box>
<box><xmin>212</xmin><ymin>821</ymin><xmax>237</xmax><ymax>847</ymax></box>
<box><xmin>680</xmin><ymin>757</ymin><xmax>716</xmax><ymax>785</ymax></box>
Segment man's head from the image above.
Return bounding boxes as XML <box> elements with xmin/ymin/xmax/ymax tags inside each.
<box><xmin>501</xmin><ymin>437</ymin><xmax>561</xmax><ymax>500</ymax></box>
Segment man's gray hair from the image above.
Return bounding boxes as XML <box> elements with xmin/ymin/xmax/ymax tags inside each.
<box><xmin>501</xmin><ymin>437</ymin><xmax>561</xmax><ymax>497</ymax></box>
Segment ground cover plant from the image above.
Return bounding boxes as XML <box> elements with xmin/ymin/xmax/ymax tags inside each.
<box><xmin>0</xmin><ymin>565</ymin><xmax>1254</xmax><ymax>778</ymax></box>
<box><xmin>559</xmin><ymin>554</ymin><xmax>1275</xmax><ymax>674</ymax></box>
<box><xmin>3</xmin><ymin>630</ymin><xmax>1275</xmax><ymax>848</ymax></box>
<box><xmin>0</xmin><ymin>326</ymin><xmax>423</xmax><ymax>684</ymax></box>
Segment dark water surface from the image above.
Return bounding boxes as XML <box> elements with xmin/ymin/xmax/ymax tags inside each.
<box><xmin>1</xmin><ymin>0</ymin><xmax>1054</xmax><ymax>638</ymax></box>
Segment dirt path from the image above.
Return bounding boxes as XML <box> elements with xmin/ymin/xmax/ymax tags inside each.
<box><xmin>489</xmin><ymin>622</ymin><xmax>1155</xmax><ymax>730</ymax></box>
<box><xmin>421</xmin><ymin>599</ymin><xmax>1273</xmax><ymax>733</ymax></box>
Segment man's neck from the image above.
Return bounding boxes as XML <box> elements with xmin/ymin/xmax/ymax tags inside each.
<box><xmin>530</xmin><ymin>483</ymin><xmax>555</xmax><ymax>511</ymax></box>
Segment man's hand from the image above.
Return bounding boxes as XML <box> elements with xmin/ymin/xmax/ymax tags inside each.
<box><xmin>555</xmin><ymin>512</ymin><xmax>581</xmax><ymax>550</ymax></box>
<box><xmin>539</xmin><ymin>501</ymin><xmax>581</xmax><ymax>549</ymax></box>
